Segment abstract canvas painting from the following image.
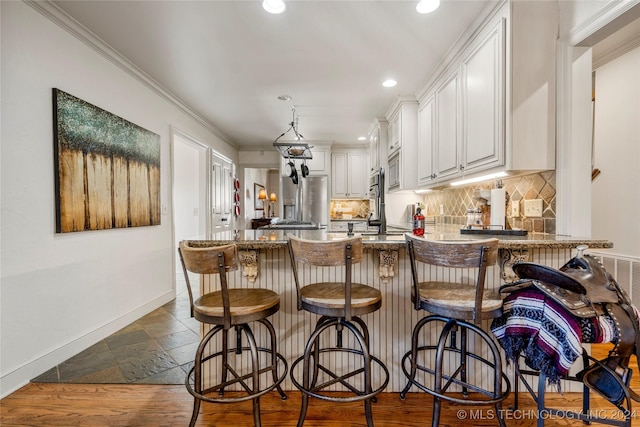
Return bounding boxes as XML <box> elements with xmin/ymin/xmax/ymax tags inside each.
<box><xmin>53</xmin><ymin>88</ymin><xmax>161</xmax><ymax>233</ymax></box>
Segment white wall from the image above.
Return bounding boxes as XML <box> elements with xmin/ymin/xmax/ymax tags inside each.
<box><xmin>0</xmin><ymin>1</ymin><xmax>236</xmax><ymax>397</ymax></box>
<box><xmin>592</xmin><ymin>46</ymin><xmax>640</xmax><ymax>257</ymax></box>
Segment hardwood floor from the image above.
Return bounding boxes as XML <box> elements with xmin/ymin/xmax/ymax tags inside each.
<box><xmin>2</xmin><ymin>375</ymin><xmax>639</xmax><ymax>426</ymax></box>
<box><xmin>3</xmin><ymin>344</ymin><xmax>637</xmax><ymax>426</ymax></box>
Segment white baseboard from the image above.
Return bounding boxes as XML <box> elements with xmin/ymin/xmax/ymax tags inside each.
<box><xmin>0</xmin><ymin>290</ymin><xmax>175</xmax><ymax>399</ymax></box>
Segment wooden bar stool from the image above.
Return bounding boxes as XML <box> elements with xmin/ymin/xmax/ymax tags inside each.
<box><xmin>399</xmin><ymin>235</ymin><xmax>510</xmax><ymax>427</ymax></box>
<box><xmin>178</xmin><ymin>241</ymin><xmax>287</xmax><ymax>427</ymax></box>
<box><xmin>287</xmin><ymin>235</ymin><xmax>389</xmax><ymax>427</ymax></box>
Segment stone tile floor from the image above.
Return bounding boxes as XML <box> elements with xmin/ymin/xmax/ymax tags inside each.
<box><xmin>32</xmin><ymin>280</ymin><xmax>200</xmax><ymax>385</ymax></box>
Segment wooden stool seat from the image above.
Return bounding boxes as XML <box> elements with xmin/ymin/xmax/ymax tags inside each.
<box><xmin>416</xmin><ymin>281</ymin><xmax>503</xmax><ymax>320</ymax></box>
<box><xmin>300</xmin><ymin>282</ymin><xmax>381</xmax><ymax>316</ymax></box>
<box><xmin>194</xmin><ymin>288</ymin><xmax>280</xmax><ymax>325</ymax></box>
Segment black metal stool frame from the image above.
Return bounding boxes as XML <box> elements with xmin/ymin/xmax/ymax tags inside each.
<box><xmin>399</xmin><ymin>236</ymin><xmax>510</xmax><ymax>427</ymax></box>
<box><xmin>513</xmin><ymin>350</ymin><xmax>633</xmax><ymax>427</ymax></box>
<box><xmin>288</xmin><ymin>236</ymin><xmax>390</xmax><ymax>427</ymax></box>
<box><xmin>179</xmin><ymin>243</ymin><xmax>288</xmax><ymax>427</ymax></box>
<box><xmin>400</xmin><ymin>315</ymin><xmax>510</xmax><ymax>405</ymax></box>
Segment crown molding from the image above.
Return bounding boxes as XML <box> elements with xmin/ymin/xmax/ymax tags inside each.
<box><xmin>592</xmin><ymin>33</ymin><xmax>640</xmax><ymax>69</ymax></box>
<box><xmin>26</xmin><ymin>0</ymin><xmax>236</xmax><ymax>148</ymax></box>
<box><xmin>566</xmin><ymin>0</ymin><xmax>640</xmax><ymax>47</ymax></box>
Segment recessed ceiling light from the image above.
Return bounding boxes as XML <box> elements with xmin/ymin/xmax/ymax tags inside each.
<box><xmin>382</xmin><ymin>79</ymin><xmax>397</xmax><ymax>88</ymax></box>
<box><xmin>263</xmin><ymin>0</ymin><xmax>285</xmax><ymax>14</ymax></box>
<box><xmin>358</xmin><ymin>136</ymin><xmax>367</xmax><ymax>141</ymax></box>
<box><xmin>416</xmin><ymin>0</ymin><xmax>440</xmax><ymax>14</ymax></box>
<box><xmin>277</xmin><ymin>95</ymin><xmax>292</xmax><ymax>101</ymax></box>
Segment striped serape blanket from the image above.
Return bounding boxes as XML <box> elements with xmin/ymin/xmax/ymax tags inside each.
<box><xmin>491</xmin><ymin>288</ymin><xmax>618</xmax><ymax>388</ymax></box>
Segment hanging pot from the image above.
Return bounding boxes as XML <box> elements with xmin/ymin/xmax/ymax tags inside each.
<box><xmin>234</xmin><ymin>178</ymin><xmax>240</xmax><ymax>189</ymax></box>
<box><xmin>285</xmin><ymin>161</ymin><xmax>296</xmax><ymax>178</ymax></box>
<box><xmin>235</xmin><ymin>205</ymin><xmax>240</xmax><ymax>216</ymax></box>
<box><xmin>301</xmin><ymin>161</ymin><xmax>309</xmax><ymax>178</ymax></box>
<box><xmin>234</xmin><ymin>192</ymin><xmax>240</xmax><ymax>203</ymax></box>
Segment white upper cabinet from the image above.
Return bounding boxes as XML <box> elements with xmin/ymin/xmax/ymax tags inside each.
<box><xmin>415</xmin><ymin>1</ymin><xmax>556</xmax><ymax>189</ymax></box>
<box><xmin>368</xmin><ymin>118</ymin><xmax>388</xmax><ymax>176</ymax></box>
<box><xmin>280</xmin><ymin>145</ymin><xmax>331</xmax><ymax>176</ymax></box>
<box><xmin>331</xmin><ymin>149</ymin><xmax>368</xmax><ymax>198</ymax></box>
<box><xmin>387</xmin><ymin>114</ymin><xmax>400</xmax><ymax>155</ymax></box>
<box><xmin>462</xmin><ymin>17</ymin><xmax>504</xmax><ymax>174</ymax></box>
<box><xmin>435</xmin><ymin>70</ymin><xmax>461</xmax><ymax>182</ymax></box>
<box><xmin>417</xmin><ymin>95</ymin><xmax>435</xmax><ymax>186</ymax></box>
<box><xmin>385</xmin><ymin>98</ymin><xmax>418</xmax><ymax>192</ymax></box>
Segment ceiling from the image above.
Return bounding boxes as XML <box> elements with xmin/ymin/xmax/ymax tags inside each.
<box><xmin>52</xmin><ymin>0</ymin><xmax>497</xmax><ymax>150</ymax></box>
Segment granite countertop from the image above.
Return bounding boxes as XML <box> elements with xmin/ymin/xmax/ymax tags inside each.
<box><xmin>185</xmin><ymin>225</ymin><xmax>613</xmax><ymax>251</ymax></box>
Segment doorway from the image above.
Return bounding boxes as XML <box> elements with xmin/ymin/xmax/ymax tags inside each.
<box><xmin>172</xmin><ymin>130</ymin><xmax>208</xmax><ymax>274</ymax></box>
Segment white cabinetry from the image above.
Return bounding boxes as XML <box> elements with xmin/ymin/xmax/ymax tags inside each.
<box><xmin>368</xmin><ymin>119</ymin><xmax>388</xmax><ymax>176</ymax></box>
<box><xmin>435</xmin><ymin>70</ymin><xmax>461</xmax><ymax>182</ymax></box>
<box><xmin>462</xmin><ymin>17</ymin><xmax>504</xmax><ymax>174</ymax></box>
<box><xmin>417</xmin><ymin>95</ymin><xmax>435</xmax><ymax>186</ymax></box>
<box><xmin>418</xmin><ymin>26</ymin><xmax>502</xmax><ymax>188</ymax></box>
<box><xmin>385</xmin><ymin>99</ymin><xmax>418</xmax><ymax>192</ymax></box>
<box><xmin>280</xmin><ymin>145</ymin><xmax>331</xmax><ymax>176</ymax></box>
<box><xmin>329</xmin><ymin>220</ymin><xmax>372</xmax><ymax>233</ymax></box>
<box><xmin>416</xmin><ymin>2</ymin><xmax>555</xmax><ymax>189</ymax></box>
<box><xmin>331</xmin><ymin>150</ymin><xmax>368</xmax><ymax>198</ymax></box>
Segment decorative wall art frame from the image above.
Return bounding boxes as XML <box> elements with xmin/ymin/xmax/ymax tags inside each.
<box><xmin>254</xmin><ymin>183</ymin><xmax>265</xmax><ymax>211</ymax></box>
<box><xmin>53</xmin><ymin>88</ymin><xmax>161</xmax><ymax>233</ymax></box>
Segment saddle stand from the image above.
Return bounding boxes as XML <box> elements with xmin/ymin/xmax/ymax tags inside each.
<box><xmin>499</xmin><ymin>245</ymin><xmax>640</xmax><ymax>427</ymax></box>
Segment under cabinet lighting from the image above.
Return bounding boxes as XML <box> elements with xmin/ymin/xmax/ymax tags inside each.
<box><xmin>450</xmin><ymin>172</ymin><xmax>507</xmax><ymax>187</ymax></box>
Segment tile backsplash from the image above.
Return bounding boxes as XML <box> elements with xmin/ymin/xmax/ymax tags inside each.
<box><xmin>330</xmin><ymin>199</ymin><xmax>371</xmax><ymax>220</ymax></box>
<box><xmin>421</xmin><ymin>171</ymin><xmax>556</xmax><ymax>234</ymax></box>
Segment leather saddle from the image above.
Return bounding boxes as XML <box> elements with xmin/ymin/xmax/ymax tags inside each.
<box><xmin>501</xmin><ymin>248</ymin><xmax>640</xmax><ymax>407</ymax></box>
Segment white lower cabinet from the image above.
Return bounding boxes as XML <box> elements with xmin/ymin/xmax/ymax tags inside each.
<box><xmin>330</xmin><ymin>221</ymin><xmax>373</xmax><ymax>233</ymax></box>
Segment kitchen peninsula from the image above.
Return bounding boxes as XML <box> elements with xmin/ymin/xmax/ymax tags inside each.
<box><xmin>189</xmin><ymin>227</ymin><xmax>612</xmax><ymax>393</ymax></box>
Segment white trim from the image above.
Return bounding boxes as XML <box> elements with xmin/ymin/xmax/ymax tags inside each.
<box><xmin>555</xmin><ymin>41</ymin><xmax>572</xmax><ymax>236</ymax></box>
<box><xmin>593</xmin><ymin>33</ymin><xmax>640</xmax><ymax>68</ymax></box>
<box><xmin>0</xmin><ymin>290</ymin><xmax>175</xmax><ymax>399</ymax></box>
<box><xmin>566</xmin><ymin>0</ymin><xmax>640</xmax><ymax>46</ymax></box>
<box><xmin>26</xmin><ymin>0</ymin><xmax>236</xmax><ymax>148</ymax></box>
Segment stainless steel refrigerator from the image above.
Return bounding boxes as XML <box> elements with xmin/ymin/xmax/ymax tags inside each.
<box><xmin>282</xmin><ymin>175</ymin><xmax>328</xmax><ymax>227</ymax></box>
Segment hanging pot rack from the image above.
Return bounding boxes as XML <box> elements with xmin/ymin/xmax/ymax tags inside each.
<box><xmin>273</xmin><ymin>108</ymin><xmax>313</xmax><ymax>160</ymax></box>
